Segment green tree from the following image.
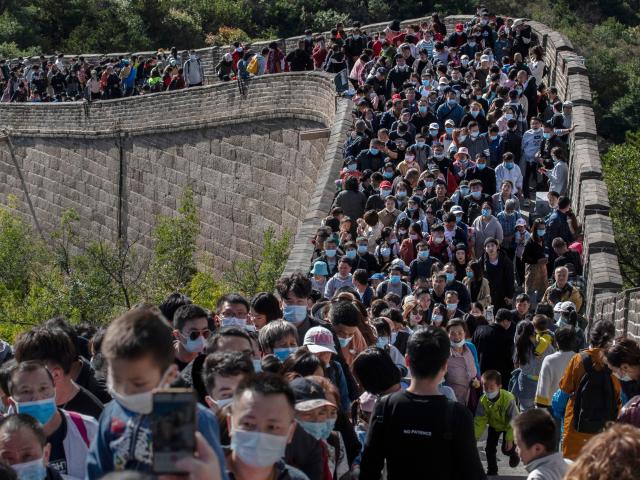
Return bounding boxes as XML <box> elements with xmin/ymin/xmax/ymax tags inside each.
<box><xmin>223</xmin><ymin>226</ymin><xmax>291</xmax><ymax>297</ymax></box>
<box><xmin>602</xmin><ymin>137</ymin><xmax>640</xmax><ymax>286</ymax></box>
<box><xmin>148</xmin><ymin>188</ymin><xmax>200</xmax><ymax>298</ymax></box>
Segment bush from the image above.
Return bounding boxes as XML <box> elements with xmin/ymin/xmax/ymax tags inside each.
<box><xmin>206</xmin><ymin>26</ymin><xmax>250</xmax><ymax>46</ymax></box>
<box><xmin>602</xmin><ymin>136</ymin><xmax>640</xmax><ymax>287</ymax></box>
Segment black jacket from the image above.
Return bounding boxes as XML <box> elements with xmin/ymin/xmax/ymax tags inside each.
<box><xmin>499</xmin><ymin>129</ymin><xmax>522</xmax><ymax>163</ymax></box>
<box><xmin>472</xmin><ymin>323</ymin><xmax>515</xmax><ymax>386</ymax></box>
<box><xmin>480</xmin><ymin>251</ymin><xmax>515</xmax><ymax>310</ymax></box>
<box><xmin>464</xmin><ymin>166</ymin><xmax>497</xmax><ymax>196</ymax></box>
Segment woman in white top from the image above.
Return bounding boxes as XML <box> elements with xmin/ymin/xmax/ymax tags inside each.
<box><xmin>528</xmin><ymin>46</ymin><xmax>546</xmax><ymax>86</ymax></box>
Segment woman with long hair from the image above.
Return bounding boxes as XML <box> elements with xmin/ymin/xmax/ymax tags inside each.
<box><xmin>522</xmin><ymin>218</ymin><xmax>548</xmax><ymax>305</ymax></box>
<box><xmin>463</xmin><ymin>260</ymin><xmax>492</xmax><ymax>308</ymax></box>
<box><xmin>511</xmin><ymin>320</ymin><xmax>555</xmax><ymax>410</ymax></box>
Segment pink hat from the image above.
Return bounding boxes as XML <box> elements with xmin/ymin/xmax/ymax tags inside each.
<box><xmin>454</xmin><ymin>147</ymin><xmax>469</xmax><ymax>160</ymax></box>
<box><xmin>303</xmin><ymin>326</ymin><xmax>337</xmax><ymax>354</ymax></box>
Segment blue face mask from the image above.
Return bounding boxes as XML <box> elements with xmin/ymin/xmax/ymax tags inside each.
<box><xmin>357</xmin><ymin>245</ymin><xmax>368</xmax><ymax>254</ymax></box>
<box><xmin>16</xmin><ymin>397</ymin><xmax>56</xmax><ymax>425</ymax></box>
<box><xmin>273</xmin><ymin>347</ymin><xmax>298</xmax><ymax>362</ymax></box>
<box><xmin>346</xmin><ymin>250</ymin><xmax>357</xmax><ymax>259</ymax></box>
<box><xmin>347</xmin><ymin>163</ymin><xmax>357</xmax><ymax>171</ymax></box>
<box><xmin>425</xmin><ymin>181</ymin><xmax>434</xmax><ymax>188</ymax></box>
<box><xmin>489</xmin><ymin>135</ymin><xmax>497</xmax><ymax>141</ymax></box>
<box><xmin>505</xmin><ymin>162</ymin><xmax>514</xmax><ymax>170</ymax></box>
<box><xmin>390</xmin><ymin>274</ymin><xmax>401</xmax><ymax>284</ymax></box>
<box><xmin>460</xmin><ymin>187</ymin><xmax>470</xmax><ymax>195</ymax></box>
<box><xmin>447</xmin><ymin>99</ymin><xmax>457</xmax><ymax>106</ymax></box>
<box><xmin>298</xmin><ymin>419</ymin><xmax>335</xmax><ymax>440</ymax></box>
<box><xmin>432</xmin><ymin>314</ymin><xmax>443</xmax><ymax>325</ymax></box>
<box><xmin>419</xmin><ymin>106</ymin><xmax>428</xmax><ymax>114</ymax></box>
<box><xmin>418</xmin><ymin>250</ymin><xmax>430</xmax><ymax>260</ymax></box>
<box><xmin>537</xmin><ymin>229</ymin><xmax>546</xmax><ymax>237</ymax></box>
<box><xmin>470</xmin><ymin>110</ymin><xmax>480</xmax><ymax>117</ymax></box>
<box><xmin>325</xmin><ymin>249</ymin><xmax>336</xmax><ymax>257</ymax></box>
<box><xmin>416</xmin><ymin>141</ymin><xmax>425</xmax><ymax>146</ymax></box>
<box><xmin>370</xmin><ymin>148</ymin><xmax>379</xmax><ymax>155</ymax></box>
<box><xmin>407</xmin><ymin>206</ymin><xmax>416</xmax><ymax>214</ymax></box>
<box><xmin>338</xmin><ymin>336</ymin><xmax>352</xmax><ymax>348</ymax></box>
<box><xmin>481</xmin><ymin>208</ymin><xmax>491</xmax><ymax>217</ymax></box>
<box><xmin>11</xmin><ymin>458</ymin><xmax>47</xmax><ymax>480</ymax></box>
<box><xmin>471</xmin><ymin>190</ymin><xmax>481</xmax><ymax>199</ymax></box>
<box><xmin>445</xmin><ymin>272</ymin><xmax>455</xmax><ymax>283</ymax></box>
<box><xmin>429</xmin><ymin>129</ymin><xmax>439</xmax><ymax>137</ymax></box>
<box><xmin>283</xmin><ymin>305</ymin><xmax>307</xmax><ymax>324</ymax></box>
<box><xmin>383</xmin><ymin>171</ymin><xmax>394</xmax><ymax>179</ymax></box>
<box><xmin>466</xmin><ymin>270</ymin><xmax>474</xmax><ymax>279</ymax></box>
<box><xmin>380</xmin><ymin>247</ymin><xmax>391</xmax><ymax>257</ymax></box>
<box><xmin>445</xmin><ymin>127</ymin><xmax>454</xmax><ymax>135</ymax></box>
<box><xmin>543</xmin><ymin>132</ymin><xmax>552</xmax><ymax>139</ymax></box>
<box><xmin>376</xmin><ymin>336</ymin><xmax>390</xmax><ymax>348</ymax></box>
<box><xmin>396</xmin><ymin>190</ymin><xmax>407</xmax><ymax>198</ymax></box>
<box><xmin>476</xmin><ymin>162</ymin><xmax>486</xmax><ymax>170</ymax></box>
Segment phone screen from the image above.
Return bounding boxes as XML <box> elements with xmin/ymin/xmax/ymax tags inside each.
<box><xmin>151</xmin><ymin>389</ymin><xmax>196</xmax><ymax>474</ymax></box>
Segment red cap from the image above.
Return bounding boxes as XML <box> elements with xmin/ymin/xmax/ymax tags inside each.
<box><xmin>455</xmin><ymin>23</ymin><xmax>464</xmax><ymax>32</ymax></box>
<box><xmin>380</xmin><ymin>180</ymin><xmax>392</xmax><ymax>189</ymax></box>
<box><xmin>391</xmin><ymin>93</ymin><xmax>402</xmax><ymax>100</ymax></box>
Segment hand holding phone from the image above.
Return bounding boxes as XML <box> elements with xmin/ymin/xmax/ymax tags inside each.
<box><xmin>152</xmin><ymin>389</ymin><xmax>197</xmax><ymax>475</ymax></box>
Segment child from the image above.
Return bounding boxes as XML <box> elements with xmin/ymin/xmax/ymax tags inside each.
<box><xmin>474</xmin><ymin>370</ymin><xmax>521</xmax><ymax>476</ymax></box>
<box><xmin>86</xmin><ymin>307</ymin><xmax>227</xmax><ymax>478</ymax></box>
<box><xmin>310</xmin><ymin>261</ymin><xmax>329</xmax><ymax>294</ymax></box>
<box><xmin>257</xmin><ymin>320</ymin><xmax>299</xmax><ymax>362</ymax></box>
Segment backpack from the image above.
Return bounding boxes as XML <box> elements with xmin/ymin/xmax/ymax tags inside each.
<box><xmin>247</xmin><ymin>56</ymin><xmax>258</xmax><ymax>74</ymax></box>
<box><xmin>572</xmin><ymin>352</ymin><xmax>618</xmax><ymax>434</ymax></box>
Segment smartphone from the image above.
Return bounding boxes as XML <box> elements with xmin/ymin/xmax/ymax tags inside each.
<box><xmin>151</xmin><ymin>388</ymin><xmax>197</xmax><ymax>474</ymax></box>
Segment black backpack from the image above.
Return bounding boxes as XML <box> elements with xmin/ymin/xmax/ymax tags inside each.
<box><xmin>572</xmin><ymin>352</ymin><xmax>618</xmax><ymax>434</ymax></box>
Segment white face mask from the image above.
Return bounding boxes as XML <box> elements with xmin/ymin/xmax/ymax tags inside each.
<box><xmin>231</xmin><ymin>429</ymin><xmax>289</xmax><ymax>468</ymax></box>
<box><xmin>107</xmin><ymin>368</ymin><xmax>171</xmax><ymax>415</ymax></box>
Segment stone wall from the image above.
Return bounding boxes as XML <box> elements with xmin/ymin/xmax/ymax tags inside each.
<box><xmin>593</xmin><ymin>289</ymin><xmax>640</xmax><ymax>341</ymax></box>
<box><xmin>0</xmin><ymin>72</ymin><xmax>352</xmax><ymax>271</ymax></box>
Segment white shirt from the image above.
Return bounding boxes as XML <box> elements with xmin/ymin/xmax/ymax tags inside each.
<box><xmin>535</xmin><ymin>350</ymin><xmax>575</xmax><ymax>406</ymax></box>
<box><xmin>525</xmin><ymin>452</ymin><xmax>571</xmax><ymax>480</ymax></box>
<box><xmin>495</xmin><ymin>163</ymin><xmax>524</xmax><ymax>193</ymax></box>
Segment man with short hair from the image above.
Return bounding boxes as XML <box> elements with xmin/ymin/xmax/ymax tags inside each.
<box><xmin>226</xmin><ymin>373</ymin><xmax>309</xmax><ymax>479</ymax></box>
<box><xmin>552</xmin><ymin>237</ymin><xmax>582</xmax><ymax>276</ymax></box>
<box><xmin>183</xmin><ymin>49</ymin><xmax>204</xmax><ymax>86</ymax></box>
<box><xmin>172</xmin><ymin>304</ymin><xmax>211</xmax><ymax>371</ymax></box>
<box><xmin>360</xmin><ymin>326</ymin><xmax>485</xmax><ymax>479</ymax></box>
<box><xmin>14</xmin><ymin>328</ymin><xmax>104</xmax><ymax>420</ymax></box>
<box><xmin>540</xmin><ymin>266</ymin><xmax>583</xmax><ymax>312</ymax></box>
<box><xmin>472</xmin><ymin>308</ymin><xmax>515</xmax><ymax>385</ymax></box>
<box><xmin>512</xmin><ymin>409</ymin><xmax>569</xmax><ymax>480</ymax></box>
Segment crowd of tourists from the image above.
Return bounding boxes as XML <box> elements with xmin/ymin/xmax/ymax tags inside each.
<box><xmin>0</xmin><ymin>6</ymin><xmax>639</xmax><ymax>480</ymax></box>
<box><xmin>0</xmin><ymin>46</ymin><xmax>206</xmax><ymax>102</ymax></box>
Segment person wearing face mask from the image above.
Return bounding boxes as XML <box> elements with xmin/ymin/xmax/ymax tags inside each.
<box><xmin>445</xmin><ymin>319</ymin><xmax>479</xmax><ymax>407</ymax></box>
<box><xmin>460</xmin><ymin>103</ymin><xmax>489</xmax><ymax>134</ymax></box>
<box><xmin>378</xmin><ymin>193</ymin><xmax>400</xmax><ymax>227</ymax></box>
<box><xmin>520</xmin><ymin>116</ymin><xmax>544</xmax><ymax>202</ymax></box>
<box><xmin>183</xmin><ymin>49</ymin><xmax>204</xmax><ymax>87</ymax></box>
<box><xmin>540</xmin><ymin>147</ymin><xmax>568</xmax><ymax>196</ymax></box>
<box><xmin>464</xmin><ymin>153</ymin><xmax>496</xmax><ymax>195</ymax></box>
<box><xmin>385</xmin><ymin>54</ymin><xmax>411</xmax><ymax>98</ymax></box>
<box><xmin>462</xmin><ymin>179</ymin><xmax>492</xmax><ymax>226</ymax></box>
<box><xmin>408</xmin><ymin>241</ymin><xmax>437</xmax><ymax>284</ymax></box>
<box><xmin>86</xmin><ymin>308</ymin><xmax>227</xmax><ymax>478</ymax></box>
<box><xmin>7</xmin><ymin>361</ymin><xmax>98</xmax><ymax>480</ymax></box>
<box><xmin>436</xmin><ymin>88</ymin><xmax>464</xmax><ymax>128</ymax></box>
<box><xmin>461</xmin><ymin>119</ymin><xmax>490</xmax><ymax>163</ymax></box>
<box><xmin>496</xmin><ymin>199</ymin><xmax>523</xmax><ymax>260</ymax></box>
<box><xmin>170</xmin><ymin>304</ymin><xmax>213</xmax><ymax>371</ymax></box>
<box><xmin>0</xmin><ymin>414</ymin><xmax>65</xmax><ymax>480</ymax></box>
<box><xmin>224</xmin><ymin>374</ymin><xmax>309</xmax><ymax>480</ymax></box>
<box><xmin>356</xmin><ymin>139</ymin><xmax>385</xmax><ymax>174</ymax></box>
<box><xmin>376</xmin><ymin>263</ymin><xmax>412</xmax><ymax>301</ymax></box>
<box><xmin>202</xmin><ymin>352</ymin><xmax>255</xmax><ymax>420</ymax></box>
<box><xmin>474</xmin><ymin>370</ymin><xmax>521</xmax><ymax>476</ymax></box>
<box><xmin>606</xmin><ymin>338</ymin><xmax>640</xmax><ymax>405</ymax></box>
<box><xmin>495</xmin><ymin>152</ymin><xmax>524</xmax><ymax>197</ymax></box>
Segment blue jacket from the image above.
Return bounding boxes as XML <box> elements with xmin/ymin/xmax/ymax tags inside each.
<box><xmin>436</xmin><ymin>102</ymin><xmax>464</xmax><ymax>128</ymax></box>
<box><xmin>545</xmin><ymin>210</ymin><xmax>574</xmax><ymax>251</ymax></box>
<box><xmin>86</xmin><ymin>400</ymin><xmax>228</xmax><ymax>479</ymax></box>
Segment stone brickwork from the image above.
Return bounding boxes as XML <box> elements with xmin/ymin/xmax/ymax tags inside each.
<box><xmin>0</xmin><ymin>72</ymin><xmax>352</xmax><ymax>271</ymax></box>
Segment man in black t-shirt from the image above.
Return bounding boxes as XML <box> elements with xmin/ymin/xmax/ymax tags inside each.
<box><xmin>360</xmin><ymin>326</ymin><xmax>486</xmax><ymax>479</ymax></box>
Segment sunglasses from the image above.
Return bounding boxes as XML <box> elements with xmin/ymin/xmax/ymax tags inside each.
<box><xmin>185</xmin><ymin>329</ymin><xmax>211</xmax><ymax>341</ymax></box>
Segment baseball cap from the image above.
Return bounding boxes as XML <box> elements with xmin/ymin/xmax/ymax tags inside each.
<box><xmin>303</xmin><ymin>326</ymin><xmax>337</xmax><ymax>355</ymax></box>
<box><xmin>455</xmin><ymin>23</ymin><xmax>464</xmax><ymax>32</ymax></box>
<box><xmin>390</xmin><ymin>258</ymin><xmax>410</xmax><ymax>273</ymax></box>
<box><xmin>480</xmin><ymin>54</ymin><xmax>490</xmax><ymax>62</ymax></box>
<box><xmin>370</xmin><ymin>273</ymin><xmax>385</xmax><ymax>281</ymax></box>
<box><xmin>516</xmin><ymin>218</ymin><xmax>527</xmax><ymax>227</ymax></box>
<box><xmin>379</xmin><ymin>180</ymin><xmax>392</xmax><ymax>189</ymax></box>
<box><xmin>291</xmin><ymin>378</ymin><xmax>336</xmax><ymax>411</ymax></box>
<box><xmin>429</xmin><ymin>122</ymin><xmax>440</xmax><ymax>130</ymax></box>
<box><xmin>563</xmin><ymin>100</ymin><xmax>573</xmax><ymax>107</ymax></box>
<box><xmin>451</xmin><ymin>205</ymin><xmax>464</xmax><ymax>214</ymax></box>
<box><xmin>560</xmin><ymin>301</ymin><xmax>576</xmax><ymax>312</ymax></box>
